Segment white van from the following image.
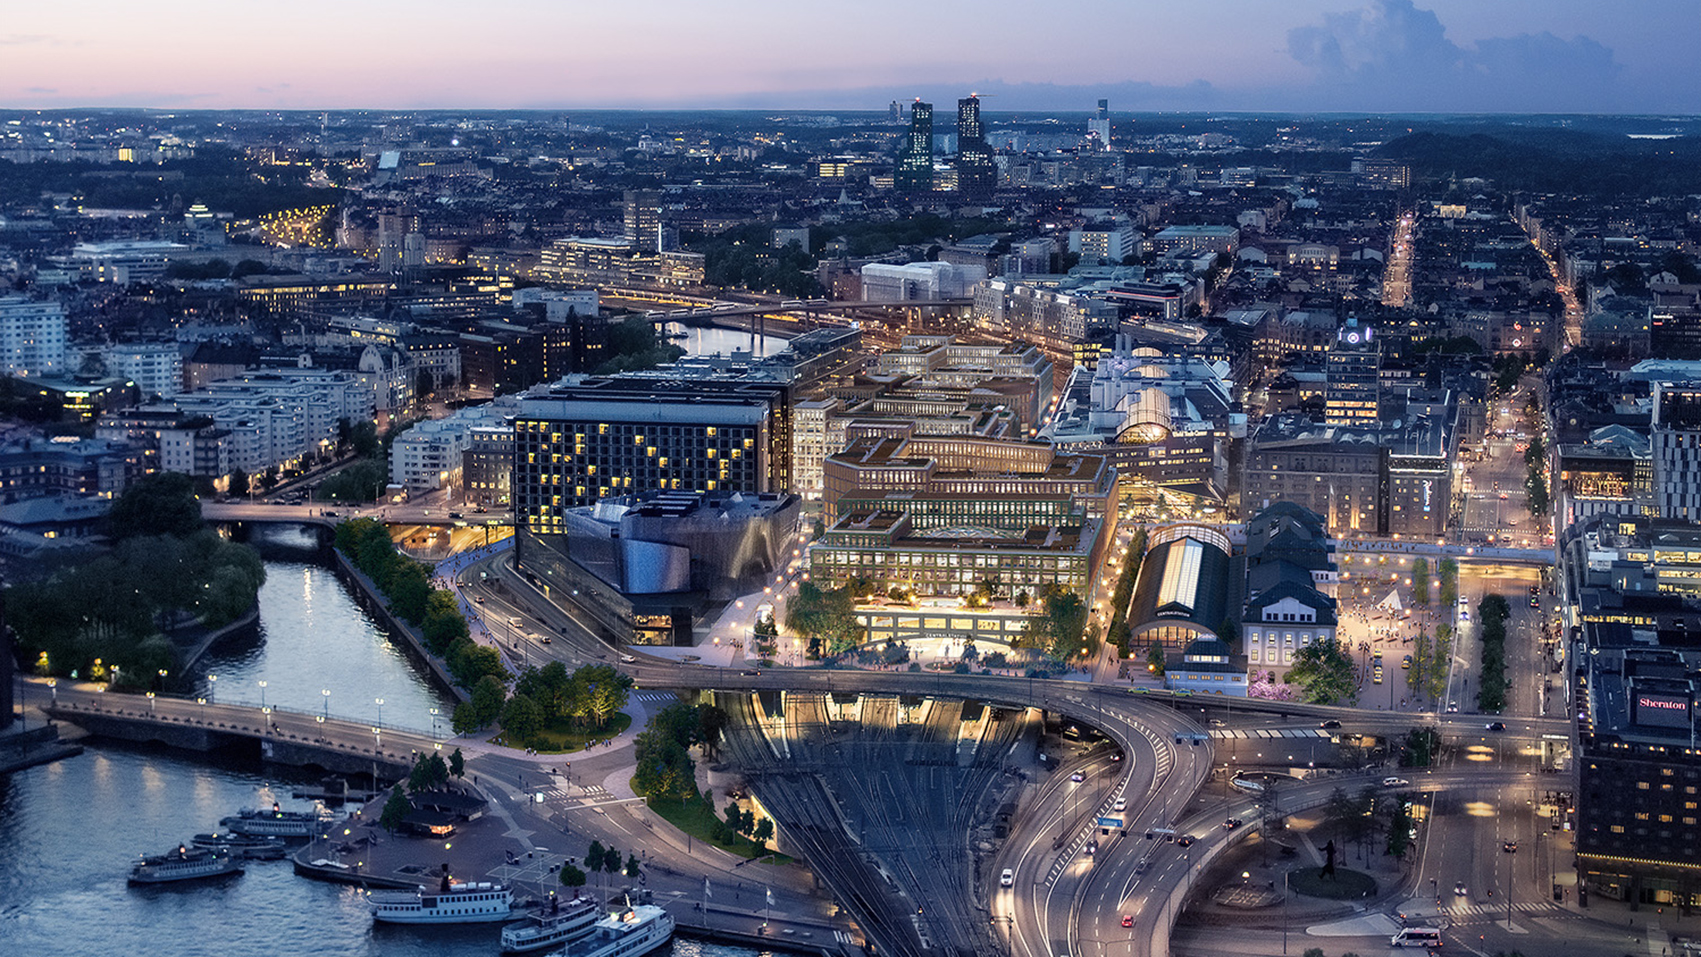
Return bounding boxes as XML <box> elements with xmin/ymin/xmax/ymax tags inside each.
<box><xmin>1391</xmin><ymin>927</ymin><xmax>1442</xmax><ymax>947</ymax></box>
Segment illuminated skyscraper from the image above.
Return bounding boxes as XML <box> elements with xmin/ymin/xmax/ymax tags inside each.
<box><xmin>954</xmin><ymin>95</ymin><xmax>996</xmax><ymax>201</ymax></box>
<box><xmin>1088</xmin><ymin>98</ymin><xmax>1110</xmax><ymax>147</ymax></box>
<box><xmin>895</xmin><ymin>100</ymin><xmax>933</xmax><ymax>193</ymax></box>
<box><xmin>624</xmin><ymin>190</ymin><xmax>663</xmax><ymax>252</ymax></box>
<box><xmin>1324</xmin><ymin>317</ymin><xmax>1381</xmax><ymax>426</ymax></box>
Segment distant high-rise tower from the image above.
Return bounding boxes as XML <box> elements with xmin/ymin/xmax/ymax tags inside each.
<box><xmin>1088</xmin><ymin>99</ymin><xmax>1111</xmax><ymax>148</ymax></box>
<box><xmin>895</xmin><ymin>100</ymin><xmax>934</xmax><ymax>193</ymax></box>
<box><xmin>1324</xmin><ymin>317</ymin><xmax>1381</xmax><ymax>427</ymax></box>
<box><xmin>954</xmin><ymin>95</ymin><xmax>996</xmax><ymax>201</ymax></box>
<box><xmin>888</xmin><ymin>100</ymin><xmax>902</xmax><ymax>124</ymax></box>
<box><xmin>624</xmin><ymin>190</ymin><xmax>663</xmax><ymax>252</ymax></box>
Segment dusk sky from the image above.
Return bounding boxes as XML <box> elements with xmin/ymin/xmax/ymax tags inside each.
<box><xmin>3</xmin><ymin>0</ymin><xmax>1697</xmax><ymax>114</ymax></box>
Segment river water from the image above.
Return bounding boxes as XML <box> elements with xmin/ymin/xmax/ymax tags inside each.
<box><xmin>0</xmin><ymin>537</ymin><xmax>767</xmax><ymax>957</ymax></box>
<box><xmin>661</xmin><ymin>322</ymin><xmax>787</xmax><ymax>359</ymax></box>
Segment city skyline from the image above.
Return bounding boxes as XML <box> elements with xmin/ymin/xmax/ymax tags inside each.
<box><xmin>2</xmin><ymin>0</ymin><xmax>1697</xmax><ymax>114</ymax></box>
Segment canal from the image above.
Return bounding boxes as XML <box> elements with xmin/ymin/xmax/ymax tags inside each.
<box><xmin>0</xmin><ymin>532</ymin><xmax>765</xmax><ymax>956</ymax></box>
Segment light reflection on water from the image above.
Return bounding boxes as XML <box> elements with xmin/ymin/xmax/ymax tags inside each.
<box><xmin>0</xmin><ymin>555</ymin><xmax>766</xmax><ymax>956</ymax></box>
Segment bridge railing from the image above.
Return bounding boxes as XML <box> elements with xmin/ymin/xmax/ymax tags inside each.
<box><xmin>58</xmin><ymin>691</ymin><xmax>440</xmax><ymax>739</ymax></box>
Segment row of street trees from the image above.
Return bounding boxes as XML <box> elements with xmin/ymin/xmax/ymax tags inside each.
<box><xmin>334</xmin><ymin>519</ymin><xmax>506</xmax><ymax>696</ymax></box>
<box><xmin>1324</xmin><ymin>784</ymin><xmax>1414</xmax><ymax>861</ymax></box>
<box><xmin>1477</xmin><ymin>594</ymin><xmax>1512</xmax><ymax>713</ymax></box>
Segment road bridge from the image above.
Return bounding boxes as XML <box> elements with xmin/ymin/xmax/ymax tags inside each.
<box><xmin>41</xmin><ymin>686</ymin><xmax>430</xmax><ymax>778</ymax></box>
<box><xmin>641</xmin><ymin>297</ymin><xmax>972</xmax><ymax>325</ymax></box>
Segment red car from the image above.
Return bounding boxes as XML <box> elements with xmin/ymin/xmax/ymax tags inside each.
<box><xmin>1121</xmin><ymin>915</ymin><xmax>1134</xmax><ymax>928</ymax></box>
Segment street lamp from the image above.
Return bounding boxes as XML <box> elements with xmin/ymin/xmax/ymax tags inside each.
<box><xmin>157</xmin><ymin>668</ymin><xmax>169</xmax><ymax>691</ymax></box>
<box><xmin>430</xmin><ymin>707</ymin><xmax>439</xmax><ymax>739</ymax></box>
<box><xmin>375</xmin><ymin>697</ymin><xmax>385</xmax><ymax>729</ymax></box>
<box><xmin>258</xmin><ymin>680</ymin><xmax>267</xmax><ymax>708</ymax></box>
<box><xmin>322</xmin><ymin>688</ymin><xmax>331</xmax><ymax>719</ymax></box>
<box><xmin>146</xmin><ymin>691</ymin><xmax>156</xmax><ymax>714</ymax></box>
<box><xmin>47</xmin><ymin>678</ymin><xmax>56</xmax><ymax>704</ymax></box>
<box><xmin>207</xmin><ymin>674</ymin><xmax>217</xmax><ymax>704</ymax></box>
<box><xmin>262</xmin><ymin>706</ymin><xmax>272</xmax><ymax>732</ymax></box>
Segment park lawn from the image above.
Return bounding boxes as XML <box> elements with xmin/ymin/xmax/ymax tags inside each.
<box><xmin>490</xmin><ymin>712</ymin><xmax>632</xmax><ymax>753</ymax></box>
<box><xmin>641</xmin><ymin>790</ymin><xmax>792</xmax><ymax>865</ymax></box>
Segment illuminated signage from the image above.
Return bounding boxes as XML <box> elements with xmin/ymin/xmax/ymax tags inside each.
<box><xmin>1635</xmin><ymin>693</ymin><xmax>1692</xmax><ymax>729</ymax></box>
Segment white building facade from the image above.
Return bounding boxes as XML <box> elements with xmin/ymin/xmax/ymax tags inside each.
<box><xmin>0</xmin><ymin>296</ymin><xmax>67</xmax><ymax>378</ymax></box>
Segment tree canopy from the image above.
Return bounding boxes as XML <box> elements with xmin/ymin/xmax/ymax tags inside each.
<box><xmin>1286</xmin><ymin>638</ymin><xmax>1358</xmax><ymax>705</ymax></box>
<box><xmin>109</xmin><ymin>472</ymin><xmax>204</xmax><ymax>540</ymax></box>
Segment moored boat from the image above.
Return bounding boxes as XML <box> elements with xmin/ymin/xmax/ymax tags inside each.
<box><xmin>556</xmin><ymin>904</ymin><xmax>674</xmax><ymax>957</ymax></box>
<box><xmin>128</xmin><ymin>844</ymin><xmax>244</xmax><ymax>884</ymax></box>
<box><xmin>220</xmin><ymin>801</ymin><xmax>331</xmax><ymax>839</ymax></box>
<box><xmin>190</xmin><ymin>832</ymin><xmax>288</xmax><ymax>860</ymax></box>
<box><xmin>499</xmin><ymin>894</ymin><xmax>599</xmax><ymax>952</ymax></box>
<box><xmin>368</xmin><ymin>873</ymin><xmax>512</xmax><ymax>924</ymax></box>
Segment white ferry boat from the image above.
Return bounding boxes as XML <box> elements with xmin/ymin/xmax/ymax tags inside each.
<box><xmin>368</xmin><ymin>874</ymin><xmax>513</xmax><ymax>924</ymax></box>
<box><xmin>190</xmin><ymin>832</ymin><xmax>287</xmax><ymax>860</ymax></box>
<box><xmin>220</xmin><ymin>802</ymin><xmax>331</xmax><ymax>839</ymax></box>
<box><xmin>128</xmin><ymin>844</ymin><xmax>244</xmax><ymax>884</ymax></box>
<box><xmin>499</xmin><ymin>894</ymin><xmax>598</xmax><ymax>952</ymax></box>
<box><xmin>557</xmin><ymin>904</ymin><xmax>674</xmax><ymax>957</ymax></box>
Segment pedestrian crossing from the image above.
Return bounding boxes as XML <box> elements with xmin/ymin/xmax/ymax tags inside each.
<box><xmin>1438</xmin><ymin>900</ymin><xmax>1578</xmax><ymax>923</ymax></box>
<box><xmin>634</xmin><ymin>691</ymin><xmax>678</xmax><ymax>703</ymax></box>
<box><xmin>1209</xmin><ymin>728</ymin><xmax>1330</xmax><ymax>740</ymax></box>
<box><xmin>834</xmin><ymin>930</ymin><xmax>856</xmax><ymax>946</ymax></box>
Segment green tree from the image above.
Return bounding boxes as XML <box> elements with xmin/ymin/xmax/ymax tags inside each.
<box><xmin>468</xmin><ymin>674</ymin><xmax>508</xmax><ymax>728</ymax></box>
<box><xmin>577</xmin><ymin>663</ymin><xmax>633</xmax><ymax>727</ymax></box>
<box><xmin>1286</xmin><ymin>639</ymin><xmax>1358</xmax><ymax>705</ymax></box>
<box><xmin>1386</xmin><ymin>794</ymin><xmax>1413</xmax><ymax>858</ymax></box>
<box><xmin>625</xmin><ymin>852</ymin><xmax>641</xmax><ymax>878</ymax></box>
<box><xmin>785</xmin><ymin>582</ymin><xmax>865</xmax><ymax>654</ymax></box>
<box><xmin>448</xmin><ymin>747</ymin><xmax>466</xmax><ymax>779</ymax></box>
<box><xmin>559</xmin><ymin>863</ymin><xmax>587</xmax><ymax>890</ymax></box>
<box><xmin>698</xmin><ymin>704</ymin><xmax>728</xmax><ymax>758</ymax></box>
<box><xmin>603</xmin><ymin>847</ymin><xmax>621</xmax><ymax>878</ymax></box>
<box><xmin>1401</xmin><ymin>727</ymin><xmax>1442</xmax><ymax>768</ymax></box>
<box><xmin>1027</xmin><ymin>586</ymin><xmax>1086</xmax><ymax>660</ymax></box>
<box><xmin>584</xmin><ymin>841</ymin><xmax>605</xmax><ymax>874</ymax></box>
<box><xmin>109</xmin><ymin>472</ymin><xmax>204</xmax><ymax>540</ymax></box>
<box><xmin>500</xmin><ymin>693</ymin><xmax>544</xmax><ymax>744</ymax></box>
<box><xmin>228</xmin><ymin>469</ymin><xmax>249</xmax><ymax>499</ymax></box>
<box><xmin>379</xmin><ymin>783</ymin><xmax>411</xmax><ymax>834</ymax></box>
<box><xmin>1146</xmin><ymin>643</ymin><xmax>1166</xmax><ymax>677</ymax></box>
<box><xmin>451</xmin><ymin>702</ymin><xmax>480</xmax><ymax>735</ymax></box>
<box><xmin>753</xmin><ymin>817</ymin><xmax>774</xmax><ymax>849</ymax></box>
<box><xmin>1410</xmin><ymin>557</ymin><xmax>1430</xmax><ymax>606</ymax></box>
